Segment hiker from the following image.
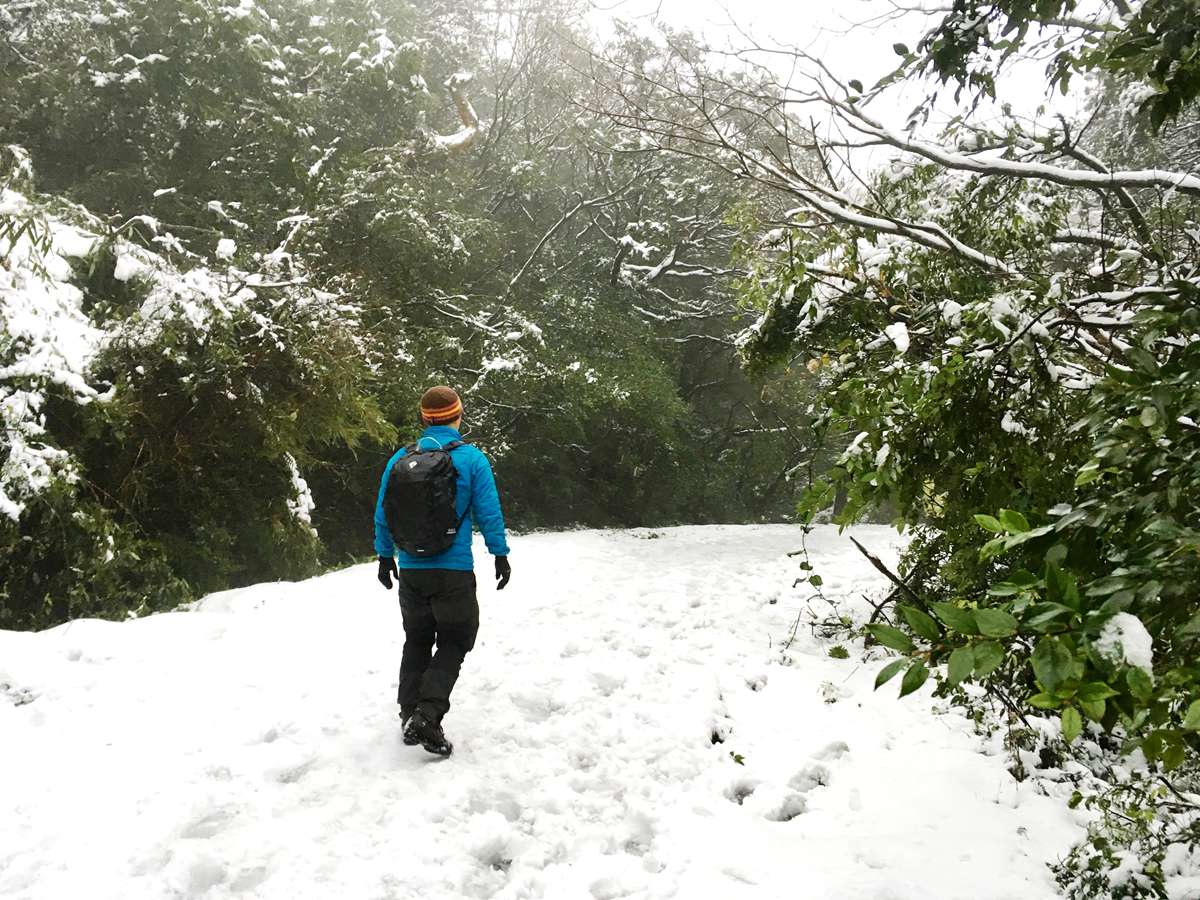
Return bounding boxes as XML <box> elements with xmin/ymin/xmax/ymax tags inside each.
<box><xmin>374</xmin><ymin>386</ymin><xmax>511</xmax><ymax>757</ymax></box>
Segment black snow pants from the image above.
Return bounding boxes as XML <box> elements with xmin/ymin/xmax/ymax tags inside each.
<box><xmin>396</xmin><ymin>568</ymin><xmax>480</xmax><ymax>725</ymax></box>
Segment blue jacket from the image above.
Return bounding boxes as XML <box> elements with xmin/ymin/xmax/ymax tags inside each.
<box><xmin>374</xmin><ymin>425</ymin><xmax>510</xmax><ymax>571</ymax></box>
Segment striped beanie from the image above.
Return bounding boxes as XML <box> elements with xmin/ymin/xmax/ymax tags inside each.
<box><xmin>419</xmin><ymin>385</ymin><xmax>463</xmax><ymax>425</ymax></box>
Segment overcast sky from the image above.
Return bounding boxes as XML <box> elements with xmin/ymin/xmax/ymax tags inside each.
<box><xmin>585</xmin><ymin>0</ymin><xmax>1087</xmax><ymax>135</ymax></box>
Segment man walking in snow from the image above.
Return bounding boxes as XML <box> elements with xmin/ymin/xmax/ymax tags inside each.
<box><xmin>374</xmin><ymin>386</ymin><xmax>511</xmax><ymax>756</ymax></box>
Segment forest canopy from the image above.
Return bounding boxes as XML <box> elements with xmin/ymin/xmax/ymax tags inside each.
<box><xmin>0</xmin><ymin>0</ymin><xmax>819</xmax><ymax>630</ymax></box>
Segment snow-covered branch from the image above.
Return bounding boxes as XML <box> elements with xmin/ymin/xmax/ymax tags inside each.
<box><xmin>432</xmin><ymin>72</ymin><xmax>486</xmax><ymax>154</ymax></box>
<box><xmin>826</xmin><ymin>94</ymin><xmax>1200</xmax><ymax>197</ymax></box>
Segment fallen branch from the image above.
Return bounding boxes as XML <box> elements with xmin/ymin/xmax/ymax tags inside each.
<box><xmin>849</xmin><ymin>535</ymin><xmax>923</xmax><ymax>605</ymax></box>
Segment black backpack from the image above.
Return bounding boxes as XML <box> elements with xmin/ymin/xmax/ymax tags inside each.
<box><xmin>382</xmin><ymin>440</ymin><xmax>469</xmax><ymax>557</ymax></box>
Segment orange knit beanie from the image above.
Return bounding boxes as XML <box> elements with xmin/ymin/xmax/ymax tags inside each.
<box><xmin>419</xmin><ymin>386</ymin><xmax>463</xmax><ymax>425</ymax></box>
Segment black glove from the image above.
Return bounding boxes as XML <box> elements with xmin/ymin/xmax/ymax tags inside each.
<box><xmin>377</xmin><ymin>556</ymin><xmax>398</xmax><ymax>590</ymax></box>
<box><xmin>494</xmin><ymin>555</ymin><xmax>511</xmax><ymax>590</ymax></box>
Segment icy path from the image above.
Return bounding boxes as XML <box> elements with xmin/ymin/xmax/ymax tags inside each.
<box><xmin>0</xmin><ymin>525</ymin><xmax>1083</xmax><ymax>900</ymax></box>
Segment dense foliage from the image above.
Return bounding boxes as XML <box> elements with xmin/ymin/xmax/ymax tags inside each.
<box><xmin>1</xmin><ymin>0</ymin><xmax>818</xmax><ymax>628</ymax></box>
<box><xmin>713</xmin><ymin>11</ymin><xmax>1199</xmax><ymax>898</ymax></box>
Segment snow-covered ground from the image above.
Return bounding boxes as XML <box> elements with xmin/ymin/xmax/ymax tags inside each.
<box><xmin>0</xmin><ymin>525</ymin><xmax>1085</xmax><ymax>899</ymax></box>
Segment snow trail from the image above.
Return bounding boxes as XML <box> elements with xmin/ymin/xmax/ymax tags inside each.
<box><xmin>0</xmin><ymin>525</ymin><xmax>1082</xmax><ymax>899</ymax></box>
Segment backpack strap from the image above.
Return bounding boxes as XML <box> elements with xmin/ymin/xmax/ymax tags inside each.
<box><xmin>413</xmin><ymin>435</ymin><xmax>470</xmax><ymax>452</ymax></box>
<box><xmin>441</xmin><ymin>440</ymin><xmax>471</xmax><ymax>528</ymax></box>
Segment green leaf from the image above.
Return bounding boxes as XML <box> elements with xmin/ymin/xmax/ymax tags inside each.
<box><xmin>1061</xmin><ymin>707</ymin><xmax>1083</xmax><ymax>743</ymax></box>
<box><xmin>1163</xmin><ymin>738</ymin><xmax>1186</xmax><ymax>771</ymax></box>
<box><xmin>931</xmin><ymin>601</ymin><xmax>979</xmax><ymax>635</ymax></box>
<box><xmin>899</xmin><ymin>604</ymin><xmax>940</xmax><ymax>642</ymax></box>
<box><xmin>1026</xmin><ymin>603</ymin><xmax>1073</xmax><ymax>629</ymax></box>
<box><xmin>1137</xmin><ymin>580</ymin><xmax>1163</xmax><ymax>603</ymax></box>
<box><xmin>1142</xmin><ymin>731</ymin><xmax>1164</xmax><ymax>761</ymax></box>
<box><xmin>893</xmin><ymin>42</ymin><xmax>910</xmax><ymax>56</ymax></box>
<box><xmin>1079</xmin><ymin>698</ymin><xmax>1106</xmax><ymax>722</ymax></box>
<box><xmin>1031</xmin><ymin>636</ymin><xmax>1074</xmax><ymax>693</ymax></box>
<box><xmin>987</xmin><ymin>582</ymin><xmax>1024</xmax><ymax>597</ymax></box>
<box><xmin>1028</xmin><ymin>692</ymin><xmax>1059</xmax><ymax>710</ymax></box>
<box><xmin>848</xmin><ymin>79</ymin><xmax>864</xmax><ymax>93</ymax></box>
<box><xmin>1182</xmin><ymin>700</ymin><xmax>1200</xmax><ymax>731</ymax></box>
<box><xmin>998</xmin><ymin>509</ymin><xmax>1031</xmax><ymax>533</ymax></box>
<box><xmin>973</xmin><ymin>641</ymin><xmax>1005</xmax><ymax>677</ymax></box>
<box><xmin>1075</xmin><ymin>460</ymin><xmax>1102</xmax><ymax>487</ymax></box>
<box><xmin>1044</xmin><ymin>561</ymin><xmax>1079</xmax><ymax>609</ymax></box>
<box><xmin>899</xmin><ymin>661</ymin><xmax>929</xmax><ymax>697</ymax></box>
<box><xmin>1003</xmin><ymin>524</ymin><xmax>1055</xmax><ymax>549</ymax></box>
<box><xmin>809</xmin><ymin>574</ymin><xmax>824</xmax><ymax>588</ymax></box>
<box><xmin>874</xmin><ymin>658</ymin><xmax>908</xmax><ymax>690</ymax></box>
<box><xmin>1045</xmin><ymin>543</ymin><xmax>1068</xmax><ymax>565</ymax></box>
<box><xmin>866</xmin><ymin>623</ymin><xmax>915</xmax><ymax>652</ymax></box>
<box><xmin>1144</xmin><ymin>517</ymin><xmax>1183</xmax><ymax>539</ymax></box>
<box><xmin>974</xmin><ymin>514</ymin><xmax>1003</xmax><ymax>533</ymax></box>
<box><xmin>979</xmin><ymin>536</ymin><xmax>1008</xmax><ymax>560</ymax></box>
<box><xmin>1139</xmin><ymin>406</ymin><xmax>1159</xmax><ymax>427</ymax></box>
<box><xmin>947</xmin><ymin>646</ymin><xmax>974</xmax><ymax>686</ymax></box>
<box><xmin>1077</xmin><ymin>682</ymin><xmax>1118</xmax><ymax>702</ymax></box>
<box><xmin>1086</xmin><ymin>575</ymin><xmax>1132</xmax><ymax>598</ymax></box>
<box><xmin>1180</xmin><ymin>612</ymin><xmax>1200</xmax><ymax>637</ymax></box>
<box><xmin>974</xmin><ymin>608</ymin><xmax>1019</xmax><ymax>638</ymax></box>
<box><xmin>1126</xmin><ymin>667</ymin><xmax>1154</xmax><ymax>702</ymax></box>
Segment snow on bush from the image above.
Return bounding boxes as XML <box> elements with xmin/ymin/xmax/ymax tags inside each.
<box><xmin>0</xmin><ymin>189</ymin><xmax>104</xmax><ymax>519</ymax></box>
<box><xmin>1095</xmin><ymin>612</ymin><xmax>1154</xmax><ymax>674</ymax></box>
<box><xmin>285</xmin><ymin>453</ymin><xmax>317</xmax><ymax>533</ymax></box>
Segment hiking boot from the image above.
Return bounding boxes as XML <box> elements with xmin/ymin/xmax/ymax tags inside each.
<box><xmin>403</xmin><ymin>709</ymin><xmax>453</xmax><ymax>757</ymax></box>
<box><xmin>400</xmin><ymin>710</ymin><xmax>420</xmax><ymax>746</ymax></box>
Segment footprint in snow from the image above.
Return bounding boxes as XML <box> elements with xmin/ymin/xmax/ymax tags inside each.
<box><xmin>709</xmin><ymin>716</ymin><xmax>733</xmax><ymax>745</ymax></box>
<box><xmin>570</xmin><ymin>748</ymin><xmax>599</xmax><ymax>771</ymax></box>
<box><xmin>186</xmin><ymin>856</ymin><xmax>227</xmax><ymax>893</ymax></box>
<box><xmin>268</xmin><ymin>753</ymin><xmax>317</xmax><ymax>784</ymax></box>
<box><xmin>721</xmin><ymin>864</ymin><xmax>759</xmax><ymax>885</ymax></box>
<box><xmin>509</xmin><ymin>689</ymin><xmax>564</xmax><ymax>722</ymax></box>
<box><xmin>787</xmin><ymin>739</ymin><xmax>850</xmax><ymax>794</ymax></box>
<box><xmin>724</xmin><ymin>777</ymin><xmax>760</xmax><ymax>806</ymax></box>
<box><xmin>179</xmin><ymin>804</ymin><xmax>237</xmax><ymax>840</ymax></box>
<box><xmin>788</xmin><ymin>761</ymin><xmax>831</xmax><ymax>793</ymax></box>
<box><xmin>764</xmin><ymin>792</ymin><xmax>808</xmax><ymax>822</ymax></box>
<box><xmin>813</xmin><ymin>740</ymin><xmax>850</xmax><ymax>761</ymax></box>
<box><xmin>590</xmin><ymin>669</ymin><xmax>626</xmax><ymax>696</ymax></box>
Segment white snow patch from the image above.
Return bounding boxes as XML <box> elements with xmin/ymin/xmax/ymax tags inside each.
<box><xmin>1001</xmin><ymin>410</ymin><xmax>1033</xmax><ymax>438</ymax></box>
<box><xmin>1095</xmin><ymin>613</ymin><xmax>1154</xmax><ymax>673</ymax></box>
<box><xmin>284</xmin><ymin>453</ymin><xmax>316</xmax><ymax>533</ymax></box>
<box><xmin>884</xmin><ymin>321</ymin><xmax>910</xmax><ymax>353</ymax></box>
<box><xmin>0</xmin><ymin>525</ymin><xmax>1084</xmax><ymax>899</ymax></box>
<box><xmin>112</xmin><ymin>253</ymin><xmax>150</xmax><ymax>282</ymax></box>
<box><xmin>939</xmin><ymin>299</ymin><xmax>963</xmax><ymax>326</ymax></box>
